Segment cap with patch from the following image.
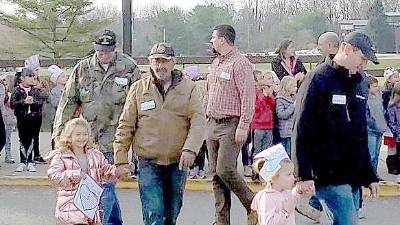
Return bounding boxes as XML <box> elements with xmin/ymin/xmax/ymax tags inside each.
<box><xmin>94</xmin><ymin>30</ymin><xmax>117</xmax><ymax>52</ymax></box>
<box><xmin>344</xmin><ymin>31</ymin><xmax>379</xmax><ymax>65</ymax></box>
<box><xmin>149</xmin><ymin>42</ymin><xmax>175</xmax><ymax>59</ymax></box>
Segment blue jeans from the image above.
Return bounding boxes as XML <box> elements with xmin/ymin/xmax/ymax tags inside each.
<box><xmin>368</xmin><ymin>132</ymin><xmax>383</xmax><ymax>173</ymax></box>
<box><xmin>281</xmin><ymin>137</ymin><xmax>291</xmax><ymax>158</ymax></box>
<box><xmin>101</xmin><ymin>152</ymin><xmax>122</xmax><ymax>225</ymax></box>
<box><xmin>138</xmin><ymin>160</ymin><xmax>187</xmax><ymax>225</ymax></box>
<box><xmin>316</xmin><ymin>184</ymin><xmax>360</xmax><ymax>225</ymax></box>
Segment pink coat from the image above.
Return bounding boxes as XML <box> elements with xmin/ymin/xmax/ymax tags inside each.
<box><xmin>46</xmin><ymin>148</ymin><xmax>117</xmax><ymax>225</ymax></box>
<box><xmin>251</xmin><ymin>189</ymin><xmax>298</xmax><ymax>225</ymax></box>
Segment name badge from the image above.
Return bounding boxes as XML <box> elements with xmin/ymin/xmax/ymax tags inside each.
<box><xmin>356</xmin><ymin>95</ymin><xmax>366</xmax><ymax>100</ymax></box>
<box><xmin>115</xmin><ymin>77</ymin><xmax>128</xmax><ymax>86</ymax></box>
<box><xmin>332</xmin><ymin>95</ymin><xmax>346</xmax><ymax>105</ymax></box>
<box><xmin>219</xmin><ymin>71</ymin><xmax>231</xmax><ymax>80</ymax></box>
<box><xmin>141</xmin><ymin>100</ymin><xmax>156</xmax><ymax>111</ymax></box>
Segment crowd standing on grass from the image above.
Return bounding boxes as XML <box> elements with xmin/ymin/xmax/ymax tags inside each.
<box><xmin>1</xmin><ymin>25</ymin><xmax>400</xmax><ymax>225</ymax></box>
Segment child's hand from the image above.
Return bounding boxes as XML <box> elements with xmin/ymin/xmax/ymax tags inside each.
<box><xmin>116</xmin><ymin>164</ymin><xmax>131</xmax><ymax>179</ymax></box>
<box><xmin>282</xmin><ymin>196</ymin><xmax>296</xmax><ymax>214</ymax></box>
<box><xmin>80</xmin><ymin>171</ymin><xmax>86</xmax><ymax>180</ymax></box>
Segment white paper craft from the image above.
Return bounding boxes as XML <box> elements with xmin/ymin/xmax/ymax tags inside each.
<box><xmin>73</xmin><ymin>175</ymin><xmax>104</xmax><ymax>219</ymax></box>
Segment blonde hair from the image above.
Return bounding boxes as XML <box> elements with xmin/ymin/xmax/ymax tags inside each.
<box><xmin>253</xmin><ymin>158</ymin><xmax>294</xmax><ymax>189</ymax></box>
<box><xmin>254</xmin><ymin>70</ymin><xmax>275</xmax><ymax>86</ymax></box>
<box><xmin>56</xmin><ymin>118</ymin><xmax>94</xmax><ymax>153</ymax></box>
<box><xmin>389</xmin><ymin>82</ymin><xmax>400</xmax><ymax>106</ymax></box>
<box><xmin>278</xmin><ymin>76</ymin><xmax>296</xmax><ymax>96</ymax></box>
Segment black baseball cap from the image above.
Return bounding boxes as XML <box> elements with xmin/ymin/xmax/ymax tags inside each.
<box><xmin>94</xmin><ymin>30</ymin><xmax>117</xmax><ymax>52</ymax></box>
<box><xmin>344</xmin><ymin>31</ymin><xmax>379</xmax><ymax>65</ymax></box>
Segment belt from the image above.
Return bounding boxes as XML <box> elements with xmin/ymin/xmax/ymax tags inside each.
<box><xmin>210</xmin><ymin>117</ymin><xmax>238</xmax><ymax>124</ymax></box>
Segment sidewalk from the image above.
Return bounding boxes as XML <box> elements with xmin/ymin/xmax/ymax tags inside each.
<box><xmin>1</xmin><ymin>132</ymin><xmax>400</xmax><ymax>196</ymax></box>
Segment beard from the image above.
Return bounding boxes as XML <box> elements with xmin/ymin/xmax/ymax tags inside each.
<box><xmin>212</xmin><ymin>47</ymin><xmax>220</xmax><ymax>56</ymax></box>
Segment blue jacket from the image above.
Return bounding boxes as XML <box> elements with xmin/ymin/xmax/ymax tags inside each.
<box><xmin>295</xmin><ymin>60</ymin><xmax>378</xmax><ymax>187</ymax></box>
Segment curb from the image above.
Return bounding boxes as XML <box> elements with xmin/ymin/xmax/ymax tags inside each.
<box><xmin>1</xmin><ymin>176</ymin><xmax>400</xmax><ymax>196</ymax></box>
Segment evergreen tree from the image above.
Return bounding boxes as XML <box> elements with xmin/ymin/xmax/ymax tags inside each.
<box><xmin>0</xmin><ymin>0</ymin><xmax>114</xmax><ymax>58</ymax></box>
<box><xmin>366</xmin><ymin>0</ymin><xmax>395</xmax><ymax>53</ymax></box>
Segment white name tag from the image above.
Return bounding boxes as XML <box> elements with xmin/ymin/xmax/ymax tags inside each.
<box><xmin>356</xmin><ymin>95</ymin><xmax>366</xmax><ymax>100</ymax></box>
<box><xmin>115</xmin><ymin>77</ymin><xmax>128</xmax><ymax>86</ymax></box>
<box><xmin>140</xmin><ymin>100</ymin><xmax>156</xmax><ymax>111</ymax></box>
<box><xmin>219</xmin><ymin>71</ymin><xmax>231</xmax><ymax>80</ymax></box>
<box><xmin>332</xmin><ymin>95</ymin><xmax>346</xmax><ymax>105</ymax></box>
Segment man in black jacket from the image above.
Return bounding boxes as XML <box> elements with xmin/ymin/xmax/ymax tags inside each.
<box><xmin>294</xmin><ymin>31</ymin><xmax>379</xmax><ymax>225</ymax></box>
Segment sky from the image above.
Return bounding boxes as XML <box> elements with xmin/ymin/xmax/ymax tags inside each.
<box><xmin>95</xmin><ymin>0</ymin><xmax>242</xmax><ymax>11</ymax></box>
<box><xmin>0</xmin><ymin>0</ymin><xmax>241</xmax><ymax>14</ymax></box>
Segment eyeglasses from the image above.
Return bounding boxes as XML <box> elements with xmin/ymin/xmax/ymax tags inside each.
<box><xmin>151</xmin><ymin>58</ymin><xmax>170</xmax><ymax>64</ymax></box>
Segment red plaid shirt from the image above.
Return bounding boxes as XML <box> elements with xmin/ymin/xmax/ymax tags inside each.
<box><xmin>205</xmin><ymin>48</ymin><xmax>256</xmax><ymax>130</ymax></box>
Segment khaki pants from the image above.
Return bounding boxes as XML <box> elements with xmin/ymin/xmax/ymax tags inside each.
<box><xmin>206</xmin><ymin>118</ymin><xmax>254</xmax><ymax>225</ymax></box>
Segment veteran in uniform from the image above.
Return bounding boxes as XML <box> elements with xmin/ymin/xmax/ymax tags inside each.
<box><xmin>53</xmin><ymin>30</ymin><xmax>141</xmax><ymax>225</ymax></box>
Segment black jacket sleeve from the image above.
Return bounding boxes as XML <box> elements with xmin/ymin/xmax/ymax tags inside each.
<box><xmin>296</xmin><ymin>76</ymin><xmax>322</xmax><ymax>181</ymax></box>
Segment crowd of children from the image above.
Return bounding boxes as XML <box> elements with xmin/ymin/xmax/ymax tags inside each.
<box><xmin>0</xmin><ymin>54</ymin><xmax>67</xmax><ymax>173</ymax></box>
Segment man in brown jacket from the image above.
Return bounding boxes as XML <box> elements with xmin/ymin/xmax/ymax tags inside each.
<box><xmin>113</xmin><ymin>42</ymin><xmax>205</xmax><ymax>225</ymax></box>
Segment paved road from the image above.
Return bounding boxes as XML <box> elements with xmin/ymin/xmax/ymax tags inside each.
<box><xmin>0</xmin><ymin>186</ymin><xmax>399</xmax><ymax>225</ymax></box>
<box><xmin>1</xmin><ymin>132</ymin><xmax>399</xmax><ymax>184</ymax></box>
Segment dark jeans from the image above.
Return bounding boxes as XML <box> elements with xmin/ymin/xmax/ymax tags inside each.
<box><xmin>138</xmin><ymin>160</ymin><xmax>187</xmax><ymax>225</ymax></box>
<box><xmin>241</xmin><ymin>133</ymin><xmax>252</xmax><ymax>166</ymax></box>
<box><xmin>193</xmin><ymin>140</ymin><xmax>208</xmax><ymax>171</ymax></box>
<box><xmin>207</xmin><ymin>118</ymin><xmax>254</xmax><ymax>224</ymax></box>
<box><xmin>281</xmin><ymin>137</ymin><xmax>291</xmax><ymax>158</ymax></box>
<box><xmin>17</xmin><ymin>119</ymin><xmax>39</xmax><ymax>163</ymax></box>
<box><xmin>316</xmin><ymin>184</ymin><xmax>361</xmax><ymax>225</ymax></box>
<box><xmin>100</xmin><ymin>152</ymin><xmax>123</xmax><ymax>225</ymax></box>
<box><xmin>32</xmin><ymin>117</ymin><xmax>42</xmax><ymax>158</ymax></box>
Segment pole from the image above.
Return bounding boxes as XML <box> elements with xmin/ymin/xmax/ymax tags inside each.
<box><xmin>122</xmin><ymin>0</ymin><xmax>132</xmax><ymax>56</ymax></box>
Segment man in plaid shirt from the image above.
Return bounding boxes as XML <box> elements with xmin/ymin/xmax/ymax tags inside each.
<box><xmin>205</xmin><ymin>24</ymin><xmax>257</xmax><ymax>225</ymax></box>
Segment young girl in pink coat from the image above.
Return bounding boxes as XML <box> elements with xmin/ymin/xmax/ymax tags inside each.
<box><xmin>46</xmin><ymin>118</ymin><xmax>128</xmax><ymax>225</ymax></box>
<box><xmin>251</xmin><ymin>144</ymin><xmax>306</xmax><ymax>225</ymax></box>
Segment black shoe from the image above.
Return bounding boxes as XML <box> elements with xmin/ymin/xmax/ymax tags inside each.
<box><xmin>34</xmin><ymin>156</ymin><xmax>46</xmax><ymax>164</ymax></box>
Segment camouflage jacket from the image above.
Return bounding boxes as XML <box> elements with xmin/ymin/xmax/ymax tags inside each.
<box><xmin>53</xmin><ymin>52</ymin><xmax>141</xmax><ymax>153</ymax></box>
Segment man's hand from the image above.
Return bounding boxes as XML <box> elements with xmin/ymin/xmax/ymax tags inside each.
<box><xmin>235</xmin><ymin>128</ymin><xmax>248</xmax><ymax>144</ymax></box>
<box><xmin>368</xmin><ymin>182</ymin><xmax>379</xmax><ymax>198</ymax></box>
<box><xmin>179</xmin><ymin>150</ymin><xmax>196</xmax><ymax>170</ymax></box>
<box><xmin>296</xmin><ymin>180</ymin><xmax>315</xmax><ymax>195</ymax></box>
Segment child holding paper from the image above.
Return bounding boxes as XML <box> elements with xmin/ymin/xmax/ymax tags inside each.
<box><xmin>251</xmin><ymin>144</ymin><xmax>311</xmax><ymax>225</ymax></box>
<box><xmin>45</xmin><ymin>118</ymin><xmax>128</xmax><ymax>225</ymax></box>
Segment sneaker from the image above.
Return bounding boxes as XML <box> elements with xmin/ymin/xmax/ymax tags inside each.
<box><xmin>27</xmin><ymin>163</ymin><xmax>37</xmax><ymax>172</ymax></box>
<box><xmin>188</xmin><ymin>169</ymin><xmax>197</xmax><ymax>179</ymax></box>
<box><xmin>5</xmin><ymin>157</ymin><xmax>15</xmax><ymax>164</ymax></box>
<box><xmin>34</xmin><ymin>156</ymin><xmax>46</xmax><ymax>164</ymax></box>
<box><xmin>15</xmin><ymin>163</ymin><xmax>27</xmax><ymax>172</ymax></box>
<box><xmin>295</xmin><ymin>203</ymin><xmax>321</xmax><ymax>223</ymax></box>
<box><xmin>247</xmin><ymin>211</ymin><xmax>258</xmax><ymax>225</ymax></box>
<box><xmin>244</xmin><ymin>165</ymin><xmax>253</xmax><ymax>177</ymax></box>
<box><xmin>197</xmin><ymin>170</ymin><xmax>207</xmax><ymax>179</ymax></box>
<box><xmin>358</xmin><ymin>208</ymin><xmax>367</xmax><ymax>219</ymax></box>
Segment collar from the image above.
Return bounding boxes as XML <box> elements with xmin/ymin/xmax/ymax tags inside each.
<box><xmin>330</xmin><ymin>60</ymin><xmax>363</xmax><ymax>85</ymax></box>
<box><xmin>217</xmin><ymin>48</ymin><xmax>236</xmax><ymax>63</ymax></box>
<box><xmin>91</xmin><ymin>52</ymin><xmax>118</xmax><ymax>72</ymax></box>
